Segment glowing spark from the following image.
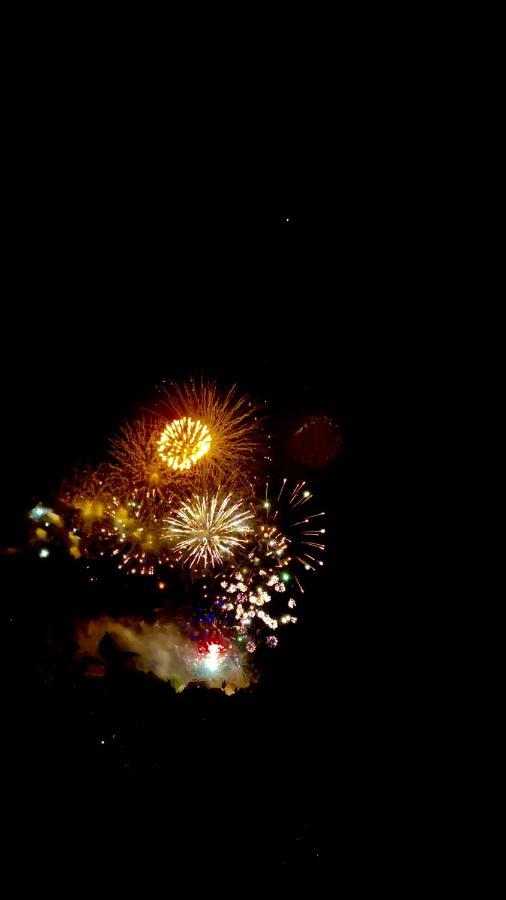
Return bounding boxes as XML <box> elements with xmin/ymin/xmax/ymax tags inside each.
<box><xmin>157</xmin><ymin>379</ymin><xmax>264</xmax><ymax>487</ymax></box>
<box><xmin>157</xmin><ymin>417</ymin><xmax>211</xmax><ymax>471</ymax></box>
<box><xmin>166</xmin><ymin>493</ymin><xmax>253</xmax><ymax>570</ymax></box>
<box><xmin>202</xmin><ymin>643</ymin><xmax>223</xmax><ymax>672</ymax></box>
<box><xmin>39</xmin><ymin>548</ymin><xmax>50</xmax><ymax>558</ymax></box>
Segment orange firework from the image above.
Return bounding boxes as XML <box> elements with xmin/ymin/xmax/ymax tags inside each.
<box><xmin>157</xmin><ymin>417</ymin><xmax>211</xmax><ymax>471</ymax></box>
<box><xmin>109</xmin><ymin>418</ymin><xmax>168</xmax><ymax>495</ymax></box>
<box><xmin>155</xmin><ymin>379</ymin><xmax>265</xmax><ymax>491</ymax></box>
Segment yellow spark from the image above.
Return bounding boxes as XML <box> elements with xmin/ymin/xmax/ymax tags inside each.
<box><xmin>157</xmin><ymin>379</ymin><xmax>264</xmax><ymax>489</ymax></box>
<box><xmin>157</xmin><ymin>417</ymin><xmax>211</xmax><ymax>472</ymax></box>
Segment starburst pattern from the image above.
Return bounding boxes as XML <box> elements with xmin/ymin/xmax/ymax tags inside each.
<box><xmin>157</xmin><ymin>417</ymin><xmax>211</xmax><ymax>471</ymax></box>
<box><xmin>165</xmin><ymin>492</ymin><xmax>253</xmax><ymax>570</ymax></box>
<box><xmin>156</xmin><ymin>379</ymin><xmax>265</xmax><ymax>490</ymax></box>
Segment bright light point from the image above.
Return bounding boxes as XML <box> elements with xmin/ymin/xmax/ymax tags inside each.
<box><xmin>158</xmin><ymin>582</ymin><xmax>166</xmax><ymax>590</ymax></box>
<box><xmin>303</xmin><ymin>490</ymin><xmax>310</xmax><ymax>497</ymax></box>
<box><xmin>305</xmin><ymin>564</ymin><xmax>310</xmax><ymax>570</ymax></box>
<box><xmin>264</xmin><ymin>501</ymin><xmax>271</xmax><ymax>509</ymax></box>
<box><xmin>157</xmin><ymin>417</ymin><xmax>211</xmax><ymax>471</ymax></box>
<box><xmin>203</xmin><ymin>643</ymin><xmax>222</xmax><ymax>672</ymax></box>
<box><xmin>39</xmin><ymin>548</ymin><xmax>50</xmax><ymax>558</ymax></box>
<box><xmin>100</xmin><ymin>740</ymin><xmax>105</xmax><ymax>745</ymax></box>
<box><xmin>281</xmin><ymin>572</ymin><xmax>290</xmax><ymax>582</ymax></box>
<box><xmin>321</xmin><ymin>529</ymin><xmax>326</xmax><ymax>534</ymax></box>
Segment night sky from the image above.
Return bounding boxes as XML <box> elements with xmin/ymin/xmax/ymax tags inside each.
<box><xmin>0</xmin><ymin>4</ymin><xmax>454</xmax><ymax>876</ymax></box>
<box><xmin>2</xmin><ymin>196</ymin><xmax>387</xmax><ymax>875</ymax></box>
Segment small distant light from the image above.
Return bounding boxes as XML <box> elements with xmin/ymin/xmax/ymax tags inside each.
<box><xmin>100</xmin><ymin>740</ymin><xmax>105</xmax><ymax>745</ymax></box>
<box><xmin>39</xmin><ymin>548</ymin><xmax>50</xmax><ymax>558</ymax></box>
<box><xmin>158</xmin><ymin>581</ymin><xmax>166</xmax><ymax>590</ymax></box>
<box><xmin>305</xmin><ymin>564</ymin><xmax>311</xmax><ymax>571</ymax></box>
<box><xmin>281</xmin><ymin>572</ymin><xmax>290</xmax><ymax>582</ymax></box>
<box><xmin>303</xmin><ymin>490</ymin><xmax>310</xmax><ymax>498</ymax></box>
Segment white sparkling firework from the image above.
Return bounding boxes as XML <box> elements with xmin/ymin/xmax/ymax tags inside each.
<box><xmin>212</xmin><ymin>479</ymin><xmax>325</xmax><ymax>648</ymax></box>
<box><xmin>165</xmin><ymin>492</ymin><xmax>253</xmax><ymax>570</ymax></box>
<box><xmin>263</xmin><ymin>478</ymin><xmax>326</xmax><ymax>573</ymax></box>
<box><xmin>201</xmin><ymin>643</ymin><xmax>223</xmax><ymax>672</ymax></box>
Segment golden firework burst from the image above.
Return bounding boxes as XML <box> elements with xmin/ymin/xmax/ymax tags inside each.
<box><xmin>157</xmin><ymin>416</ymin><xmax>211</xmax><ymax>471</ymax></box>
<box><xmin>165</xmin><ymin>492</ymin><xmax>253</xmax><ymax>571</ymax></box>
<box><xmin>156</xmin><ymin>379</ymin><xmax>265</xmax><ymax>490</ymax></box>
<box><xmin>110</xmin><ymin>419</ymin><xmax>165</xmax><ymax>492</ymax></box>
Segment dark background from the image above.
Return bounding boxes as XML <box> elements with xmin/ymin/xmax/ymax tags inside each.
<box><xmin>1</xmin><ymin>139</ymin><xmax>393</xmax><ymax>874</ymax></box>
<box><xmin>0</xmin><ymin>8</ymin><xmax>458</xmax><ymax>880</ymax></box>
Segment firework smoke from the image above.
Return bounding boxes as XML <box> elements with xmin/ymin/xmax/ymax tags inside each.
<box><xmin>75</xmin><ymin>615</ymin><xmax>252</xmax><ymax>694</ymax></box>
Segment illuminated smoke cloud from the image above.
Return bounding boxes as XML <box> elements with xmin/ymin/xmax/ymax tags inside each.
<box><xmin>75</xmin><ymin>615</ymin><xmax>252</xmax><ymax>695</ymax></box>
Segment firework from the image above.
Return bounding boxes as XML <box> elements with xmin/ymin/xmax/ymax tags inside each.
<box><xmin>20</xmin><ymin>378</ymin><xmax>333</xmax><ymax>691</ymax></box>
<box><xmin>109</xmin><ymin>418</ymin><xmax>171</xmax><ymax>498</ymax></box>
<box><xmin>29</xmin><ymin>504</ymin><xmax>63</xmax><ymax>527</ymax></box>
<box><xmin>60</xmin><ymin>464</ymin><xmax>114</xmax><ymax>528</ymax></box>
<box><xmin>58</xmin><ymin>463</ymin><xmax>175</xmax><ymax>573</ymax></box>
<box><xmin>198</xmin><ymin>639</ymin><xmax>226</xmax><ymax>672</ymax></box>
<box><xmin>166</xmin><ymin>492</ymin><xmax>253</xmax><ymax>571</ymax></box>
<box><xmin>211</xmin><ymin>479</ymin><xmax>324</xmax><ymax>647</ymax></box>
<box><xmin>155</xmin><ymin>379</ymin><xmax>265</xmax><ymax>490</ymax></box>
<box><xmin>100</xmin><ymin>491</ymin><xmax>172</xmax><ymax>575</ymax></box>
<box><xmin>157</xmin><ymin>417</ymin><xmax>211</xmax><ymax>471</ymax></box>
<box><xmin>218</xmin><ymin>568</ymin><xmax>295</xmax><ymax>642</ymax></box>
<box><xmin>261</xmin><ymin>478</ymin><xmax>326</xmax><ymax>574</ymax></box>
